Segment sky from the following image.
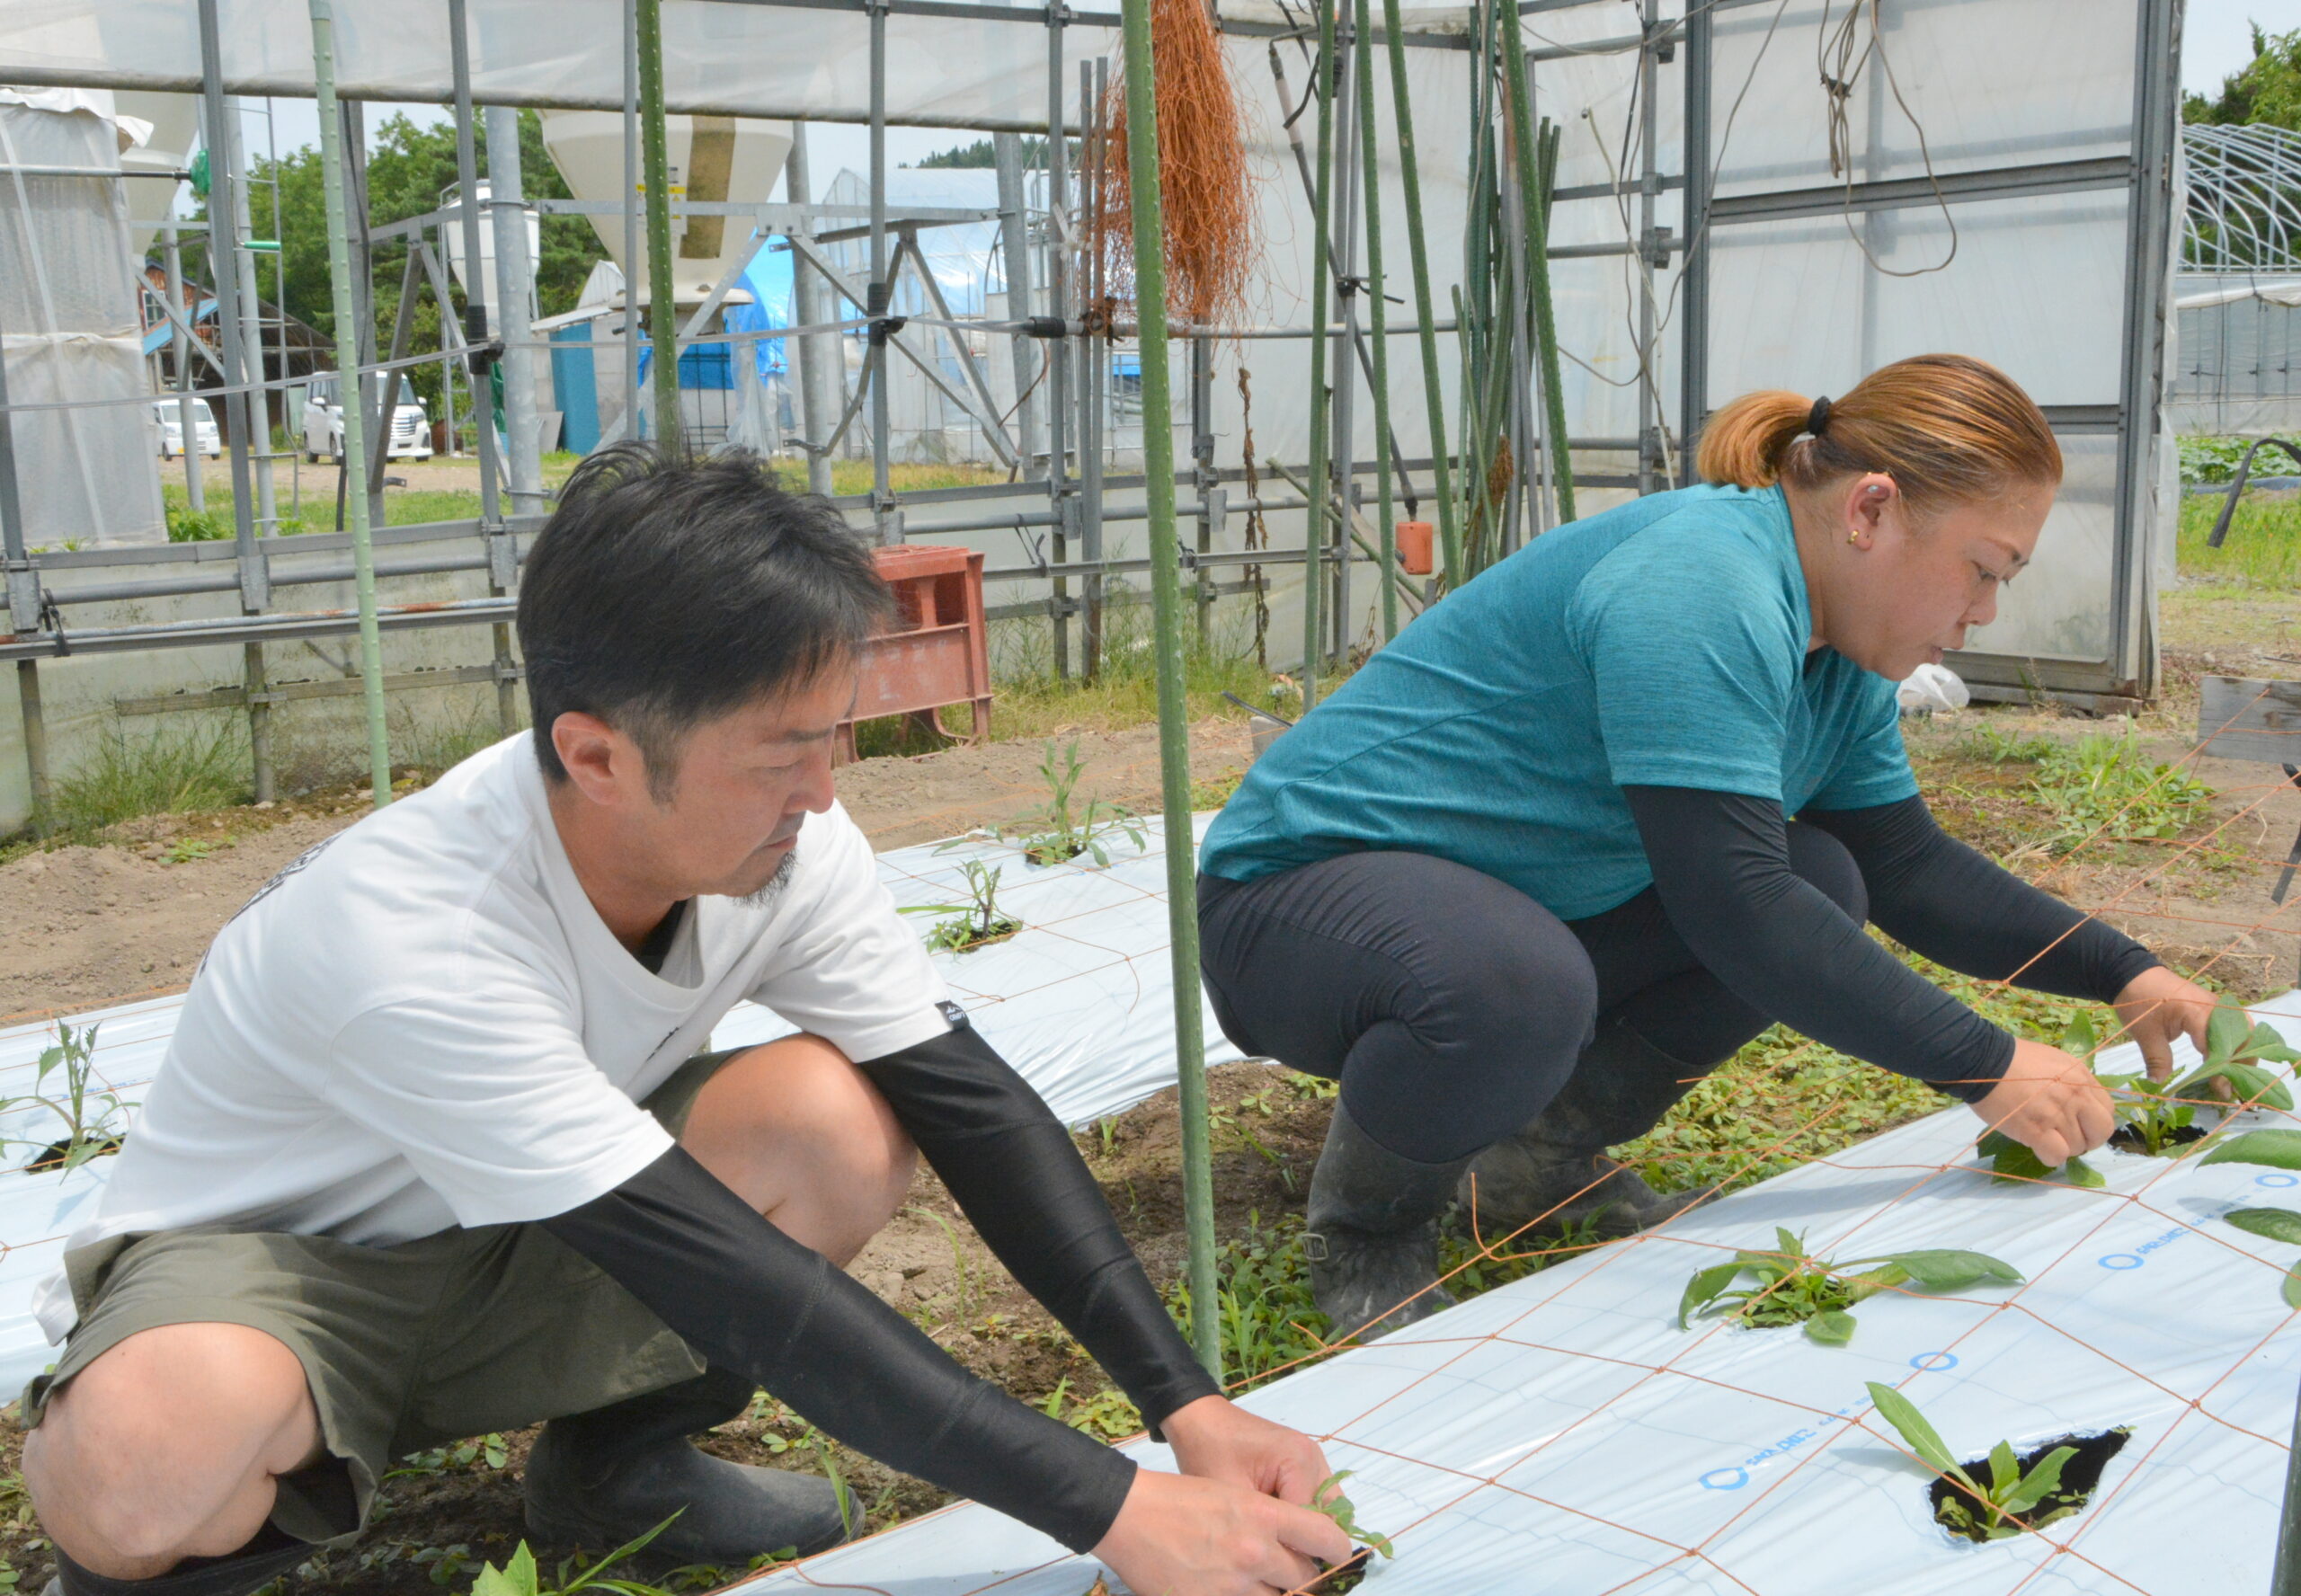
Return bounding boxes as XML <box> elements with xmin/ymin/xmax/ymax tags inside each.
<box><xmin>224</xmin><ymin>0</ymin><xmax>2285</xmax><ymax>211</ymax></box>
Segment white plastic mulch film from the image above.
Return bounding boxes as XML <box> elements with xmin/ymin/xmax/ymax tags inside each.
<box><xmin>733</xmin><ymin>1003</ymin><xmax>2301</xmax><ymax>1596</ymax></box>
<box><xmin>0</xmin><ymin>88</ymin><xmax>165</xmax><ymax>547</ymax></box>
<box><xmin>0</xmin><ymin>815</ymin><xmax>1241</xmax><ymax>1395</ymax></box>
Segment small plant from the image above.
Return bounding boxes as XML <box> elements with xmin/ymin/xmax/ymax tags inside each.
<box><xmin>164</xmin><ymin>837</ymin><xmax>215</xmax><ymax>864</ymax></box>
<box><xmin>1000</xmin><ymin>741</ymin><xmax>1147</xmax><ymax>866</ymax></box>
<box><xmin>2095</xmin><ymin>1006</ymin><xmax>2296</xmax><ymax>1155</ymax></box>
<box><xmin>2220</xmin><ymin>1206</ymin><xmax>2301</xmax><ymax>1308</ymax></box>
<box><xmin>901</xmin><ymin>861</ymin><xmax>1022</xmax><ymax>954</ymax></box>
<box><xmin>467</xmin><ymin>1514</ymin><xmax>680</xmax><ymax>1596</ymax></box>
<box><xmin>5</xmin><ymin>1022</ymin><xmax>135</xmax><ymax>1174</ymax></box>
<box><xmin>1976</xmin><ymin>1130</ymin><xmax>2105</xmax><ymax>1190</ymax></box>
<box><xmin>1864</xmin><ymin>1382</ymin><xmax>2103</xmax><ymax>1542</ymax></box>
<box><xmin>1678</xmin><ymin>1228</ymin><xmax>2021</xmax><ymax>1345</ymax></box>
<box><xmin>2029</xmin><ymin>731</ymin><xmax>2213</xmax><ymax>854</ymax></box>
<box><xmin>386</xmin><ymin>1432</ymin><xmax>508</xmax><ymax>1481</ymax></box>
<box><xmin>1310</xmin><ymin>1471</ymin><xmax>1395</xmax><ymax>1559</ymax></box>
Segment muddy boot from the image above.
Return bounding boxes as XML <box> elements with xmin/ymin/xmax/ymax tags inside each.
<box><xmin>1302</xmin><ymin>1101</ymin><xmax>1477</xmax><ymax>1343</ymax></box>
<box><xmin>1457</xmin><ymin>1015</ymin><xmax>1719</xmax><ymax>1243</ymax></box>
<box><xmin>524</xmin><ymin>1367</ymin><xmax>850</xmax><ymax>1566</ymax></box>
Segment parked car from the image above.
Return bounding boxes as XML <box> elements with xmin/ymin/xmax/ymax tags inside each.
<box><xmin>300</xmin><ymin>375</ymin><xmax>432</xmax><ymax>463</ymax></box>
<box><xmin>152</xmin><ymin>397</ymin><xmax>221</xmax><ymax>458</ymax></box>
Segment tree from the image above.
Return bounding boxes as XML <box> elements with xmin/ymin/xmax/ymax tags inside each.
<box><xmin>181</xmin><ymin>110</ymin><xmax>608</xmax><ymax>416</ymax></box>
<box><xmin>2185</xmin><ymin>22</ymin><xmax>2301</xmax><ymax>130</ymax></box>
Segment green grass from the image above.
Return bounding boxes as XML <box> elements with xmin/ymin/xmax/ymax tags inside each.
<box><xmin>40</xmin><ymin>718</ymin><xmax>249</xmax><ymax>841</ymax></box>
<box><xmin>2176</xmin><ymin>488</ymin><xmax>2301</xmax><ymax>588</ymax></box>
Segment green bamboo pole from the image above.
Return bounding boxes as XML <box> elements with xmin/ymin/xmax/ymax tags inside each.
<box><xmin>1380</xmin><ymin>0</ymin><xmax>1459</xmax><ymax>586</ymax></box>
<box><xmin>1354</xmin><ymin>0</ymin><xmax>1397</xmax><ymax>640</ymax></box>
<box><xmin>1117</xmin><ymin>0</ymin><xmax>1220</xmax><ymax>1379</ymax></box>
<box><xmin>308</xmin><ymin>0</ymin><xmax>392</xmax><ymax>808</ymax></box>
<box><xmin>1505</xmin><ymin>45</ymin><xmax>1575</xmax><ymax>522</ymax></box>
<box><xmin>636</xmin><ymin>0</ymin><xmax>680</xmax><ymax>445</ymax></box>
<box><xmin>1299</xmin><ymin>0</ymin><xmax>1337</xmax><ymax>710</ymax></box>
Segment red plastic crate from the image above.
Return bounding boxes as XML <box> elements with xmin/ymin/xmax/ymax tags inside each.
<box><xmin>835</xmin><ymin>544</ymin><xmax>994</xmax><ymax>763</ymax></box>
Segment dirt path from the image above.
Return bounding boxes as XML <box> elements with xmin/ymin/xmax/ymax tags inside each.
<box><xmin>0</xmin><ymin>717</ymin><xmax>1248</xmax><ymax>1024</ymax></box>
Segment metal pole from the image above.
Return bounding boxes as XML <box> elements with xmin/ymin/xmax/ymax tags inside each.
<box><xmin>1505</xmin><ymin>30</ymin><xmax>1572</xmax><ymax>522</ymax></box>
<box><xmin>993</xmin><ymin>132</ymin><xmax>1041</xmax><ymax>474</ymax></box>
<box><xmin>1300</xmin><ymin>0</ymin><xmax>1336</xmax><ymax>709</ymax></box>
<box><xmin>310</xmin><ymin>0</ymin><xmax>391</xmax><ymax>809</ymax></box>
<box><xmin>1328</xmin><ymin>2</ymin><xmax>1360</xmax><ymax>664</ymax></box>
<box><xmin>622</xmin><ymin>0</ymin><xmax>644</xmax><ymax>438</ymax></box>
<box><xmin>1381</xmin><ymin>0</ymin><xmax>1459</xmax><ymax>584</ymax></box>
<box><xmin>2277</xmin><ymin>1374</ymin><xmax>2301</xmax><ymax>1595</ymax></box>
<box><xmin>636</xmin><ymin>0</ymin><xmax>680</xmax><ymax>450</ymax></box>
<box><xmin>785</xmin><ymin>125</ymin><xmax>837</xmax><ymax>496</ymax></box>
<box><xmin>1079</xmin><ymin>58</ymin><xmax>1106</xmax><ymax>677</ymax></box>
<box><xmin>1355</xmin><ymin>0</ymin><xmax>1397</xmax><ymax>641</ymax></box>
<box><xmin>1116</xmin><ymin>0</ymin><xmax>1220</xmax><ymax>1379</ymax></box>
<box><xmin>1679</xmin><ymin>0</ymin><xmax>1711</xmax><ymax>486</ymax></box>
<box><xmin>867</xmin><ymin>0</ymin><xmax>894</xmax><ymax>537</ymax></box>
<box><xmin>1634</xmin><ymin>0</ymin><xmax>1660</xmax><ymax>496</ymax></box>
<box><xmin>1045</xmin><ymin>14</ymin><xmax>1073</xmax><ymax>679</ymax></box>
<box><xmin>486</xmin><ymin>105</ymin><xmax>546</xmax><ymax>515</ymax></box>
<box><xmin>226</xmin><ymin>99</ymin><xmax>279</xmax><ymax>536</ymax></box>
<box><xmin>0</xmin><ymin>319</ymin><xmax>49</xmax><ymax>834</ymax></box>
<box><xmin>162</xmin><ymin>226</ymin><xmax>205</xmax><ymax>513</ymax></box>
<box><xmin>199</xmin><ymin>0</ymin><xmax>273</xmax><ymax>804</ymax></box>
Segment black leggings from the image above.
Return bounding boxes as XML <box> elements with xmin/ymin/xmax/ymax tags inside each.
<box><xmin>1196</xmin><ymin>829</ymin><xmax>1866</xmax><ymax>1164</ymax></box>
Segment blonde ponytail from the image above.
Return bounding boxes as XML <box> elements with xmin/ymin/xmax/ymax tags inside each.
<box><xmin>1694</xmin><ymin>390</ymin><xmax>1812</xmax><ymax>489</ymax></box>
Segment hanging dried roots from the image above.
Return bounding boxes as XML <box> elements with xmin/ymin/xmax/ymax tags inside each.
<box><xmin>1088</xmin><ymin>0</ymin><xmax>1257</xmax><ymax>329</ymax></box>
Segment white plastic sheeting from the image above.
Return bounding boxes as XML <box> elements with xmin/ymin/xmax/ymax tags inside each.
<box><xmin>0</xmin><ymin>88</ymin><xmax>165</xmax><ymax>546</ymax></box>
<box><xmin>739</xmin><ymin>999</ymin><xmax>2301</xmax><ymax>1596</ymax></box>
<box><xmin>0</xmin><ymin>813</ymin><xmax>1237</xmax><ymax>1393</ymax></box>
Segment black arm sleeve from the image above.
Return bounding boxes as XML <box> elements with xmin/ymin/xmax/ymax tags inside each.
<box><xmin>543</xmin><ymin>1145</ymin><xmax>1138</xmax><ymax>1553</ymax></box>
<box><xmin>853</xmin><ymin>1018</ymin><xmax>1222</xmax><ymax>1433</ymax></box>
<box><xmin>1621</xmin><ymin>784</ymin><xmax>2014</xmax><ymax>1101</ymax></box>
<box><xmin>1800</xmin><ymin>794</ymin><xmax>2159</xmax><ymax>1001</ymax></box>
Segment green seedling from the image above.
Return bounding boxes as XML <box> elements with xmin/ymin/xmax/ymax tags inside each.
<box><xmin>1310</xmin><ymin>1471</ymin><xmax>1396</xmax><ymax>1559</ymax></box>
<box><xmin>900</xmin><ymin>860</ymin><xmax>1022</xmax><ymax>954</ymax></box>
<box><xmin>4</xmin><ymin>1021</ymin><xmax>136</xmax><ymax>1175</ymax></box>
<box><xmin>1863</xmin><ymin>1382</ymin><xmax>2084</xmax><ymax>1541</ymax></box>
<box><xmin>470</xmin><ymin>1513</ymin><xmax>680</xmax><ymax>1596</ymax></box>
<box><xmin>2219</xmin><ymin>1206</ymin><xmax>2301</xmax><ymax>1308</ymax></box>
<box><xmin>999</xmin><ymin>741</ymin><xmax>1147</xmax><ymax>866</ymax></box>
<box><xmin>1976</xmin><ymin>1130</ymin><xmax>2105</xmax><ymax>1190</ymax></box>
<box><xmin>2099</xmin><ymin>1006</ymin><xmax>2296</xmax><ymax>1156</ymax></box>
<box><xmin>1677</xmin><ymin>1228</ymin><xmax>2021</xmax><ymax>1345</ymax></box>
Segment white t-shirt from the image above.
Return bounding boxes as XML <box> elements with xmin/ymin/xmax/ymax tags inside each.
<box><xmin>34</xmin><ymin>736</ymin><xmax>949</xmax><ymax>1341</ymax></box>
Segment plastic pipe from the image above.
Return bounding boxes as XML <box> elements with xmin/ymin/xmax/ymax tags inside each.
<box><xmin>1355</xmin><ymin>0</ymin><xmax>1397</xmax><ymax>641</ymax></box>
<box><xmin>308</xmin><ymin>0</ymin><xmax>393</xmax><ymax>809</ymax></box>
<box><xmin>636</xmin><ymin>0</ymin><xmax>680</xmax><ymax>447</ymax></box>
<box><xmin>1381</xmin><ymin>0</ymin><xmax>1459</xmax><ymax>585</ymax></box>
<box><xmin>1504</xmin><ymin>39</ymin><xmax>1573</xmax><ymax>522</ymax></box>
<box><xmin>1116</xmin><ymin>0</ymin><xmax>1221</xmax><ymax>1380</ymax></box>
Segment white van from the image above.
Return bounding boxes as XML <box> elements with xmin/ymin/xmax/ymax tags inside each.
<box><xmin>153</xmin><ymin>397</ymin><xmax>221</xmax><ymax>458</ymax></box>
<box><xmin>300</xmin><ymin>374</ymin><xmax>432</xmax><ymax>463</ymax></box>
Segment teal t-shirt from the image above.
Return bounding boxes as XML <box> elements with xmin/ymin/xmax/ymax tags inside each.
<box><xmin>1198</xmin><ymin>483</ymin><xmax>1918</xmax><ymax>920</ymax></box>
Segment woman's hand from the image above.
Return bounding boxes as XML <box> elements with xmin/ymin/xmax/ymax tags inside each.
<box><xmin>1970</xmin><ymin>1040</ymin><xmax>2116</xmax><ymax>1166</ymax></box>
<box><xmin>1162</xmin><ymin>1394</ymin><xmax>1332</xmax><ymax>1507</ymax></box>
<box><xmin>1091</xmin><ymin>1465</ymin><xmax>1353</xmax><ymax>1596</ymax></box>
<box><xmin>2111</xmin><ymin>966</ymin><xmax>2218</xmax><ymax>1082</ymax></box>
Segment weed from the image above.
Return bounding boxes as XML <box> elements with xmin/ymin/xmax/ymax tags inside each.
<box><xmin>465</xmin><ymin>1514</ymin><xmax>680</xmax><ymax>1596</ymax></box>
<box><xmin>911</xmin><ymin>1204</ymin><xmax>973</xmax><ymax>1317</ymax></box>
<box><xmin>1955</xmin><ymin>725</ymin><xmax>2064</xmax><ymax>767</ymax></box>
<box><xmin>1165</xmin><ymin>1210</ymin><xmax>1328</xmax><ymax>1389</ymax></box>
<box><xmin>385</xmin><ymin>1433</ymin><xmax>508</xmax><ymax>1481</ymax></box>
<box><xmin>2177</xmin><ymin>486</ymin><xmax>2301</xmax><ymax>587</ymax></box>
<box><xmin>995</xmin><ymin>742</ymin><xmax>1147</xmax><ymax>867</ymax></box>
<box><xmin>1286</xmin><ymin>1070</ymin><xmax>1340</xmax><ymax>1102</ymax></box>
<box><xmin>2028</xmin><ymin>731</ymin><xmax>2213</xmax><ymax>853</ymax></box>
<box><xmin>164</xmin><ymin>837</ymin><xmax>216</xmax><ymax>864</ymax></box>
<box><xmin>1041</xmin><ymin>1378</ymin><xmax>1144</xmax><ymax>1440</ymax></box>
<box><xmin>43</xmin><ymin>718</ymin><xmax>247</xmax><ymax>839</ymax></box>
<box><xmin>2180</xmin><ymin>435</ymin><xmax>2253</xmax><ymax>484</ymax></box>
<box><xmin>1309</xmin><ymin>1472</ymin><xmax>1395</xmax><ymax>1559</ymax></box>
<box><xmin>1677</xmin><ymin>1228</ymin><xmax>2021</xmax><ymax>1345</ymax></box>
<box><xmin>902</xmin><ymin>861</ymin><xmax>1023</xmax><ymax>953</ymax></box>
<box><xmin>1864</xmin><ymin>1382</ymin><xmax>2098</xmax><ymax>1542</ymax></box>
<box><xmin>1441</xmin><ymin>1209</ymin><xmax>1606</xmax><ymax>1294</ymax></box>
<box><xmin>4</xmin><ymin>1022</ymin><xmax>135</xmax><ymax>1173</ymax></box>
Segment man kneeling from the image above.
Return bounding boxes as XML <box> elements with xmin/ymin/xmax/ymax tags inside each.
<box><xmin>22</xmin><ymin>445</ymin><xmax>1349</xmax><ymax>1596</ymax></box>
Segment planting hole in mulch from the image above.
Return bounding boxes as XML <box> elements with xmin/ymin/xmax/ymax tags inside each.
<box><xmin>2109</xmin><ymin>1123</ymin><xmax>2209</xmax><ymax>1155</ymax></box>
<box><xmin>22</xmin><ymin>1135</ymin><xmax>121</xmax><ymax>1173</ymax></box>
<box><xmin>1926</xmin><ymin>1427</ymin><xmax>2131</xmax><ymax>1543</ymax></box>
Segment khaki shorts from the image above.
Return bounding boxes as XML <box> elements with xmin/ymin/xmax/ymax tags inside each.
<box><xmin>18</xmin><ymin>1050</ymin><xmax>742</xmax><ymax>1547</ymax></box>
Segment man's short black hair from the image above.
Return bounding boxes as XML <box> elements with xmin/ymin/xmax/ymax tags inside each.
<box><xmin>518</xmin><ymin>442</ymin><xmax>890</xmax><ymax>796</ymax></box>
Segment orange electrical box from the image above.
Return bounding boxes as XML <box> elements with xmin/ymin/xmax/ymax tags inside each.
<box><xmin>1396</xmin><ymin>520</ymin><xmax>1435</xmax><ymax>576</ymax></box>
<box><xmin>835</xmin><ymin>544</ymin><xmax>994</xmax><ymax>764</ymax></box>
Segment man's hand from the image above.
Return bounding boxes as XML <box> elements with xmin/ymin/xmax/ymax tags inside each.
<box><xmin>2112</xmin><ymin>966</ymin><xmax>2217</xmax><ymax>1083</ymax></box>
<box><xmin>1161</xmin><ymin>1393</ymin><xmax>1331</xmax><ymax>1506</ymax></box>
<box><xmin>1970</xmin><ymin>1040</ymin><xmax>2116</xmax><ymax>1166</ymax></box>
<box><xmin>1092</xmin><ymin>1467</ymin><xmax>1353</xmax><ymax>1596</ymax></box>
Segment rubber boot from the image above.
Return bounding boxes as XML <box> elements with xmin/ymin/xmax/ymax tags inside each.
<box><xmin>524</xmin><ymin>1367</ymin><xmax>850</xmax><ymax>1566</ymax></box>
<box><xmin>1456</xmin><ymin>1015</ymin><xmax>1719</xmax><ymax>1243</ymax></box>
<box><xmin>1302</xmin><ymin>1100</ymin><xmax>1478</xmax><ymax>1344</ymax></box>
<box><xmin>48</xmin><ymin>1524</ymin><xmax>316</xmax><ymax>1596</ymax></box>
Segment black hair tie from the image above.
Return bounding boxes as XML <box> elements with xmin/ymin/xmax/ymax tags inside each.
<box><xmin>1806</xmin><ymin>395</ymin><xmax>1832</xmax><ymax>437</ymax></box>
